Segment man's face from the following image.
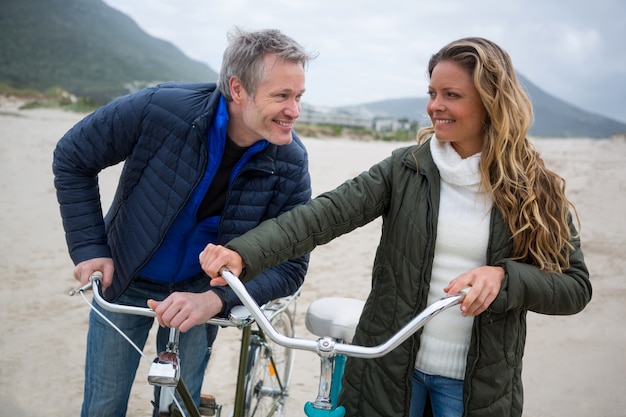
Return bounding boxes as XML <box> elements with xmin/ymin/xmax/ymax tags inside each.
<box><xmin>231</xmin><ymin>54</ymin><xmax>306</xmax><ymax>147</ymax></box>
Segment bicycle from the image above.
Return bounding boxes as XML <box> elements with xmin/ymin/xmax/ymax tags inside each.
<box><xmin>70</xmin><ymin>270</ymin><xmax>467</xmax><ymax>417</ymax></box>
<box><xmin>218</xmin><ymin>269</ymin><xmax>469</xmax><ymax>417</ymax></box>
<box><xmin>69</xmin><ymin>272</ymin><xmax>299</xmax><ymax>417</ymax></box>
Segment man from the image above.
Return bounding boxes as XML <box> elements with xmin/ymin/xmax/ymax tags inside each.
<box><xmin>53</xmin><ymin>28</ymin><xmax>315</xmax><ymax>417</ymax></box>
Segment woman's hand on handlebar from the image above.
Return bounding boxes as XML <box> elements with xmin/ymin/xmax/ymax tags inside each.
<box><xmin>74</xmin><ymin>258</ymin><xmax>114</xmax><ymax>291</ymax></box>
<box><xmin>445</xmin><ymin>265</ymin><xmax>505</xmax><ymax>317</ymax></box>
<box><xmin>199</xmin><ymin>244</ymin><xmax>245</xmax><ymax>286</ymax></box>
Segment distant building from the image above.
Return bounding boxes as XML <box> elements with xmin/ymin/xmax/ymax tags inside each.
<box><xmin>376</xmin><ymin>118</ymin><xmax>414</xmax><ymax>132</ymax></box>
<box><xmin>298</xmin><ymin>104</ymin><xmax>373</xmax><ymax>129</ymax></box>
<box><xmin>299</xmin><ymin>103</ymin><xmax>411</xmax><ymax>132</ymax></box>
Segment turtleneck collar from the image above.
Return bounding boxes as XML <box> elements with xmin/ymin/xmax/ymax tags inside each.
<box><xmin>429</xmin><ymin>136</ymin><xmax>482</xmax><ymax>187</ymax></box>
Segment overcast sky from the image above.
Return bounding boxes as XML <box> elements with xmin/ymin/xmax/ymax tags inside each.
<box><xmin>103</xmin><ymin>0</ymin><xmax>626</xmax><ymax>124</ymax></box>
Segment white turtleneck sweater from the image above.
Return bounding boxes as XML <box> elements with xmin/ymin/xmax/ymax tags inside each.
<box><xmin>414</xmin><ymin>137</ymin><xmax>492</xmax><ymax>380</ymax></box>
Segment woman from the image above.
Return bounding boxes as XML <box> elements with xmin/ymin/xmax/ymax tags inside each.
<box><xmin>165</xmin><ymin>37</ymin><xmax>591</xmax><ymax>417</ymax></box>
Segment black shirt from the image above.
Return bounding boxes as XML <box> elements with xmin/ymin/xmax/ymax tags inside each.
<box><xmin>196</xmin><ymin>137</ymin><xmax>249</xmax><ymax>221</ymax></box>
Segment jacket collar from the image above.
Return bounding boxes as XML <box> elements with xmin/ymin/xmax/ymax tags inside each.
<box><xmin>192</xmin><ymin>85</ymin><xmax>222</xmax><ymax>132</ymax></box>
<box><xmin>404</xmin><ymin>138</ymin><xmax>438</xmax><ymax>176</ymax></box>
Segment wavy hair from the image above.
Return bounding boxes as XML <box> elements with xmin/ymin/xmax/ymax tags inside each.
<box><xmin>218</xmin><ymin>27</ymin><xmax>316</xmax><ymax>101</ymax></box>
<box><xmin>417</xmin><ymin>37</ymin><xmax>578</xmax><ymax>273</ymax></box>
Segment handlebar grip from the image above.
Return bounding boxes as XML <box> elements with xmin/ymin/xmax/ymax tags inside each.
<box><xmin>90</xmin><ymin>271</ymin><xmax>103</xmax><ymax>281</ymax></box>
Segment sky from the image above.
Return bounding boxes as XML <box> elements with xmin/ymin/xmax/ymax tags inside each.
<box><xmin>103</xmin><ymin>0</ymin><xmax>626</xmax><ymax>124</ymax></box>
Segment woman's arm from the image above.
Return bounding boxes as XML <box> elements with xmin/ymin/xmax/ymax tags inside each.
<box><xmin>492</xmin><ymin>220</ymin><xmax>591</xmax><ymax>315</ymax></box>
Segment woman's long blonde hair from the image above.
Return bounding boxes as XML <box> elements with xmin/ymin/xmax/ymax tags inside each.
<box><xmin>417</xmin><ymin>37</ymin><xmax>578</xmax><ymax>273</ymax></box>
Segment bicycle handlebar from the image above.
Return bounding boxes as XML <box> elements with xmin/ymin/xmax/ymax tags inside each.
<box><xmin>73</xmin><ymin>272</ymin><xmax>252</xmax><ymax>328</ymax></box>
<box><xmin>73</xmin><ymin>270</ymin><xmax>468</xmax><ymax>358</ymax></box>
<box><xmin>221</xmin><ymin>270</ymin><xmax>469</xmax><ymax>359</ymax></box>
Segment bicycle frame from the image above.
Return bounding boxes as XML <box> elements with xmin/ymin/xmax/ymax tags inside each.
<box><xmin>219</xmin><ymin>270</ymin><xmax>469</xmax><ymax>416</ymax></box>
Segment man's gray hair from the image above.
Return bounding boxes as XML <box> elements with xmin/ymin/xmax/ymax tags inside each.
<box><xmin>218</xmin><ymin>27</ymin><xmax>317</xmax><ymax>101</ymax></box>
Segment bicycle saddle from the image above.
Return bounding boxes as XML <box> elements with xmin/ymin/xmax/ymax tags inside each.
<box><xmin>305</xmin><ymin>297</ymin><xmax>365</xmax><ymax>343</ymax></box>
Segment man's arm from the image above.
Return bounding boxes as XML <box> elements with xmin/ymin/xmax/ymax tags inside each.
<box><xmin>53</xmin><ymin>90</ymin><xmax>148</xmax><ymax>265</ymax></box>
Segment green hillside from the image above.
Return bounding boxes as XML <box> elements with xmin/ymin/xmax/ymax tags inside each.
<box><xmin>0</xmin><ymin>0</ymin><xmax>218</xmax><ymax>104</ymax></box>
<box><xmin>2</xmin><ymin>0</ymin><xmax>623</xmax><ymax>138</ymax></box>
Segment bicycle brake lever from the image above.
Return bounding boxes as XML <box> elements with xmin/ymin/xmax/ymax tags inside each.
<box><xmin>68</xmin><ymin>281</ymin><xmax>93</xmax><ymax>296</ymax></box>
<box><xmin>68</xmin><ymin>271</ymin><xmax>103</xmax><ymax>296</ymax></box>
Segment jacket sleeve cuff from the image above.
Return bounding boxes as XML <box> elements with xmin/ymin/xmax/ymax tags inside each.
<box><xmin>209</xmin><ymin>287</ymin><xmax>230</xmax><ymax>317</ymax></box>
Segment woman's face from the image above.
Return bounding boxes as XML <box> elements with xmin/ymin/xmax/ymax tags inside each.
<box><xmin>426</xmin><ymin>60</ymin><xmax>487</xmax><ymax>158</ymax></box>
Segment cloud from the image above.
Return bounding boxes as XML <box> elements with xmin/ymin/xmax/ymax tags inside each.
<box><xmin>103</xmin><ymin>0</ymin><xmax>626</xmax><ymax>123</ymax></box>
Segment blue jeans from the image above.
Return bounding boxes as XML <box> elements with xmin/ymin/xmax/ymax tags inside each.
<box><xmin>81</xmin><ymin>275</ymin><xmax>219</xmax><ymax>417</ymax></box>
<box><xmin>409</xmin><ymin>369</ymin><xmax>464</xmax><ymax>417</ymax></box>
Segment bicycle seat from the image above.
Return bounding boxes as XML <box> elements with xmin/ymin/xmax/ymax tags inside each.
<box><xmin>305</xmin><ymin>297</ymin><xmax>365</xmax><ymax>343</ymax></box>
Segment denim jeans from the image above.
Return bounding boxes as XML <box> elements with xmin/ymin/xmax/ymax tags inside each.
<box><xmin>409</xmin><ymin>369</ymin><xmax>464</xmax><ymax>417</ymax></box>
<box><xmin>81</xmin><ymin>275</ymin><xmax>218</xmax><ymax>417</ymax></box>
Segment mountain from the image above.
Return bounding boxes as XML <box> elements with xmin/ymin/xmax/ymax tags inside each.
<box><xmin>338</xmin><ymin>74</ymin><xmax>626</xmax><ymax>139</ymax></box>
<box><xmin>0</xmin><ymin>0</ymin><xmax>218</xmax><ymax>104</ymax></box>
<box><xmin>1</xmin><ymin>0</ymin><xmax>623</xmax><ymax>138</ymax></box>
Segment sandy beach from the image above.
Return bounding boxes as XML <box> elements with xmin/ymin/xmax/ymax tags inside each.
<box><xmin>1</xmin><ymin>103</ymin><xmax>624</xmax><ymax>416</ymax></box>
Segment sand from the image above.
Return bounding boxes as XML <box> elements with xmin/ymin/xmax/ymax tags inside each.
<box><xmin>1</xmin><ymin>103</ymin><xmax>624</xmax><ymax>416</ymax></box>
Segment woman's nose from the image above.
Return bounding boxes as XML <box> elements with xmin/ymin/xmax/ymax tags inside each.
<box><xmin>429</xmin><ymin>96</ymin><xmax>445</xmax><ymax>112</ymax></box>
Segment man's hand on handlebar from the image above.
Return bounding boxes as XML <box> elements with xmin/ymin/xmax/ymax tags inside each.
<box><xmin>149</xmin><ymin>291</ymin><xmax>224</xmax><ymax>332</ymax></box>
<box><xmin>198</xmin><ymin>244</ymin><xmax>245</xmax><ymax>286</ymax></box>
<box><xmin>74</xmin><ymin>258</ymin><xmax>114</xmax><ymax>291</ymax></box>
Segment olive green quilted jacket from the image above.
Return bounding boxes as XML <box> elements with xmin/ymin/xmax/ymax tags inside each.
<box><xmin>228</xmin><ymin>141</ymin><xmax>592</xmax><ymax>417</ymax></box>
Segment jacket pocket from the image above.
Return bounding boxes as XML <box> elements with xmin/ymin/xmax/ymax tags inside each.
<box><xmin>482</xmin><ymin>309</ymin><xmax>525</xmax><ymax>367</ymax></box>
<box><xmin>503</xmin><ymin>310</ymin><xmax>526</xmax><ymax>367</ymax></box>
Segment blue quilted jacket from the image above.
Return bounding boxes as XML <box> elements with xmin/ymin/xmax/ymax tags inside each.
<box><xmin>53</xmin><ymin>82</ymin><xmax>311</xmax><ymax>312</ymax></box>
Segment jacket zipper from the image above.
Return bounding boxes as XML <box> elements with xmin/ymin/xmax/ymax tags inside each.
<box><xmin>130</xmin><ymin>122</ymin><xmax>208</xmax><ymax>282</ymax></box>
<box><xmin>406</xmin><ymin>163</ymin><xmax>437</xmax><ymax>409</ymax></box>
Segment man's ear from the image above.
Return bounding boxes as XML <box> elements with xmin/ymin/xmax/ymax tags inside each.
<box><xmin>229</xmin><ymin>77</ymin><xmax>245</xmax><ymax>104</ymax></box>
